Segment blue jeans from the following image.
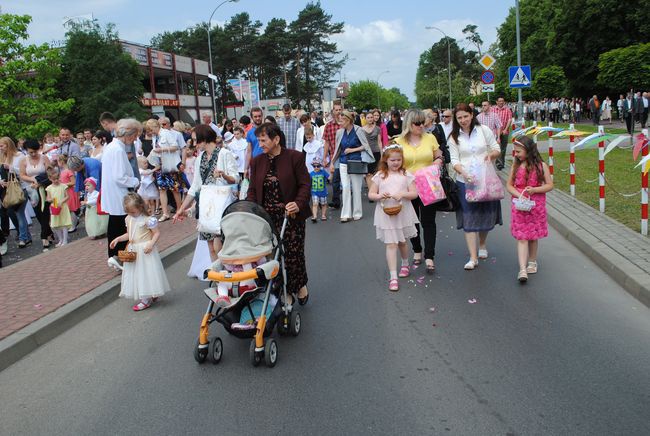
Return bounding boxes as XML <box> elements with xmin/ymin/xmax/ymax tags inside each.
<box><xmin>8</xmin><ymin>200</ymin><xmax>31</xmax><ymax>242</ymax></box>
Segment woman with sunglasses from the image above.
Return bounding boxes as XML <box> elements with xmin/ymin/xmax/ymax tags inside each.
<box><xmin>395</xmin><ymin>109</ymin><xmax>444</xmax><ymax>273</ymax></box>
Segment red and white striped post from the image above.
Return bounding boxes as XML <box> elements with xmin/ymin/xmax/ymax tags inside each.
<box><xmin>598</xmin><ymin>125</ymin><xmax>605</xmax><ymax>213</ymax></box>
<box><xmin>642</xmin><ymin>128</ymin><xmax>649</xmax><ymax>236</ymax></box>
<box><xmin>548</xmin><ymin>121</ymin><xmax>554</xmax><ymax>179</ymax></box>
<box><xmin>569</xmin><ymin>123</ymin><xmax>576</xmax><ymax>196</ymax></box>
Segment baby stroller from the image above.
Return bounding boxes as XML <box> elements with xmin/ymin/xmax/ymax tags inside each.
<box><xmin>193</xmin><ymin>200</ymin><xmax>301</xmax><ymax>367</ymax></box>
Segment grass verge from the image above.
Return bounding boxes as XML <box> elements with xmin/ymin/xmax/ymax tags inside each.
<box><xmin>541</xmin><ymin>148</ymin><xmax>645</xmax><ymax>233</ymax></box>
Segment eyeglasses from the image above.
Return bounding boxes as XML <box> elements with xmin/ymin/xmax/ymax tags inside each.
<box><xmin>412</xmin><ymin>121</ymin><xmax>424</xmax><ymax>126</ymax></box>
<box><xmin>313</xmin><ymin>165</ymin><xmax>322</xmax><ymax>168</ymax></box>
<box><xmin>441</xmin><ymin>115</ymin><xmax>451</xmax><ymax>118</ymax></box>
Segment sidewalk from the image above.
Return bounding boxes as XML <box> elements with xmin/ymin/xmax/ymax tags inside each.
<box><xmin>499</xmin><ymin>168</ymin><xmax>650</xmax><ymax>307</ymax></box>
<box><xmin>0</xmin><ymin>218</ymin><xmax>197</xmax><ymax>340</ymax></box>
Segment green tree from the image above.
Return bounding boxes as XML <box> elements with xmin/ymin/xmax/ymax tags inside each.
<box><xmin>287</xmin><ymin>1</ymin><xmax>345</xmax><ymax>109</ymax></box>
<box><xmin>598</xmin><ymin>43</ymin><xmax>650</xmax><ymax>92</ymax></box>
<box><xmin>254</xmin><ymin>18</ymin><xmax>291</xmax><ymax>99</ymax></box>
<box><xmin>533</xmin><ymin>65</ymin><xmax>567</xmax><ymax>98</ymax></box>
<box><xmin>346</xmin><ymin>81</ymin><xmax>409</xmax><ymax>111</ymax></box>
<box><xmin>61</xmin><ymin>22</ymin><xmax>145</xmax><ymax>130</ymax></box>
<box><xmin>0</xmin><ymin>13</ymin><xmax>74</xmax><ymax>139</ymax></box>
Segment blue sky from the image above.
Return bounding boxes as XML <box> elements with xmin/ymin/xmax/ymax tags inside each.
<box><xmin>2</xmin><ymin>0</ymin><xmax>514</xmax><ymax>100</ymax></box>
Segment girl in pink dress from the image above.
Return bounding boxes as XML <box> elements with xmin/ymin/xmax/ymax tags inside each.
<box><xmin>506</xmin><ymin>136</ymin><xmax>553</xmax><ymax>283</ymax></box>
<box><xmin>58</xmin><ymin>154</ymin><xmax>81</xmax><ymax>232</ymax></box>
<box><xmin>368</xmin><ymin>145</ymin><xmax>419</xmax><ymax>291</ymax></box>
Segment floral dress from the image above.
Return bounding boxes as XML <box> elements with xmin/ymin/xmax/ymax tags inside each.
<box><xmin>199</xmin><ymin>147</ymin><xmax>222</xmax><ymax>241</ymax></box>
<box><xmin>262</xmin><ymin>155</ymin><xmax>307</xmax><ymax>296</ymax></box>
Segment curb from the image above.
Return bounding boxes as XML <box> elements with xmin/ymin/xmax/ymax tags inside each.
<box><xmin>0</xmin><ymin>234</ymin><xmax>197</xmax><ymax>372</ymax></box>
<box><xmin>498</xmin><ymin>169</ymin><xmax>650</xmax><ymax>308</ymax></box>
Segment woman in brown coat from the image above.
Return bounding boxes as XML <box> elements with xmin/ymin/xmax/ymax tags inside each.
<box><xmin>247</xmin><ymin>122</ymin><xmax>311</xmax><ymax>305</ymax></box>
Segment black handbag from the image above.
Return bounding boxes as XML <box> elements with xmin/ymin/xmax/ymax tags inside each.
<box><xmin>433</xmin><ymin>166</ymin><xmax>460</xmax><ymax>212</ymax></box>
<box><xmin>346</xmin><ymin>160</ymin><xmax>368</xmax><ymax>174</ymax></box>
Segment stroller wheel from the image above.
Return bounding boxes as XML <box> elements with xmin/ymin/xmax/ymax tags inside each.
<box><xmin>249</xmin><ymin>340</ymin><xmax>262</xmax><ymax>367</ymax></box>
<box><xmin>193</xmin><ymin>338</ymin><xmax>208</xmax><ymax>363</ymax></box>
<box><xmin>289</xmin><ymin>310</ymin><xmax>301</xmax><ymax>337</ymax></box>
<box><xmin>264</xmin><ymin>339</ymin><xmax>278</xmax><ymax>367</ymax></box>
<box><xmin>207</xmin><ymin>337</ymin><xmax>223</xmax><ymax>364</ymax></box>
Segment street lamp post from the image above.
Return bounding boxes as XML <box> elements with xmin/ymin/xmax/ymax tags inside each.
<box><xmin>515</xmin><ymin>0</ymin><xmax>524</xmax><ymax>125</ymax></box>
<box><xmin>207</xmin><ymin>0</ymin><xmax>239</xmax><ymax>120</ymax></box>
<box><xmin>376</xmin><ymin>70</ymin><xmax>390</xmax><ymax>109</ymax></box>
<box><xmin>425</xmin><ymin>26</ymin><xmax>453</xmax><ymax>109</ymax></box>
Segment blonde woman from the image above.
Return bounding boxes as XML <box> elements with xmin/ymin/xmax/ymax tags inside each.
<box><xmin>1</xmin><ymin>137</ymin><xmax>31</xmax><ymax>247</ymax></box>
<box><xmin>145</xmin><ymin>118</ymin><xmax>182</xmax><ymax>222</ymax></box>
<box><xmin>395</xmin><ymin>109</ymin><xmax>444</xmax><ymax>273</ymax></box>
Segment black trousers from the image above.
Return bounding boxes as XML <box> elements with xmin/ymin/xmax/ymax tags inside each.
<box><xmin>410</xmin><ymin>197</ymin><xmax>437</xmax><ymax>260</ymax></box>
<box><xmin>331</xmin><ymin>168</ymin><xmax>341</xmax><ymax>206</ymax></box>
<box><xmin>497</xmin><ymin>134</ymin><xmax>509</xmax><ymax>168</ymax></box>
<box><xmin>33</xmin><ymin>190</ymin><xmax>53</xmax><ymax>241</ymax></box>
<box><xmin>625</xmin><ymin>114</ymin><xmax>634</xmax><ymax>134</ymax></box>
<box><xmin>107</xmin><ymin>214</ymin><xmax>127</xmax><ymax>258</ymax></box>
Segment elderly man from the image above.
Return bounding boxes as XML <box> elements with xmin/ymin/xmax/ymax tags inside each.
<box><xmin>100</xmin><ymin>112</ymin><xmax>140</xmax><ymax>180</ymax></box>
<box><xmin>277</xmin><ymin>103</ymin><xmax>301</xmax><ymax>150</ymax></box>
<box><xmin>440</xmin><ymin>109</ymin><xmax>453</xmax><ymax>141</ymax></box>
<box><xmin>102</xmin><ymin>118</ymin><xmax>141</xmax><ymax>269</ymax></box>
<box><xmin>202</xmin><ymin>112</ymin><xmax>222</xmax><ymax>137</ymax></box>
<box><xmin>59</xmin><ymin>128</ymin><xmax>81</xmax><ymax>157</ymax></box>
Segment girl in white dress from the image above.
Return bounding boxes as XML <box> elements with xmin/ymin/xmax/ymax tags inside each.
<box><xmin>368</xmin><ymin>145</ymin><xmax>420</xmax><ymax>292</ymax></box>
<box><xmin>137</xmin><ymin>155</ymin><xmax>159</xmax><ymax>216</ymax></box>
<box><xmin>110</xmin><ymin>192</ymin><xmax>170</xmax><ymax>311</ymax></box>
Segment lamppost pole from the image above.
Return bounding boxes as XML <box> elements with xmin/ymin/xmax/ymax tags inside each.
<box><xmin>207</xmin><ymin>0</ymin><xmax>239</xmax><ymax>120</ymax></box>
<box><xmin>425</xmin><ymin>26</ymin><xmax>453</xmax><ymax>108</ymax></box>
<box><xmin>376</xmin><ymin>70</ymin><xmax>390</xmax><ymax>109</ymax></box>
<box><xmin>515</xmin><ymin>0</ymin><xmax>523</xmax><ymax>125</ymax></box>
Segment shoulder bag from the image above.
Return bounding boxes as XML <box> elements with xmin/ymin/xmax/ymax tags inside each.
<box><xmin>2</xmin><ymin>172</ymin><xmax>26</xmax><ymax>209</ymax></box>
<box><xmin>433</xmin><ymin>165</ymin><xmax>461</xmax><ymax>212</ymax></box>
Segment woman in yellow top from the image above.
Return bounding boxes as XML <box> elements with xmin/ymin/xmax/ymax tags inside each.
<box><xmin>395</xmin><ymin>109</ymin><xmax>444</xmax><ymax>273</ymax></box>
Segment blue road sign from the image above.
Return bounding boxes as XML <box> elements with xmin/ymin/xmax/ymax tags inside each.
<box><xmin>509</xmin><ymin>65</ymin><xmax>531</xmax><ymax>88</ymax></box>
<box><xmin>481</xmin><ymin>70</ymin><xmax>495</xmax><ymax>84</ymax></box>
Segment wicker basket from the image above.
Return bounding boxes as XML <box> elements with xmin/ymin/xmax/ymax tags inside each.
<box><xmin>117</xmin><ymin>243</ymin><xmax>137</xmax><ymax>263</ymax></box>
<box><xmin>381</xmin><ymin>199</ymin><xmax>402</xmax><ymax>216</ymax></box>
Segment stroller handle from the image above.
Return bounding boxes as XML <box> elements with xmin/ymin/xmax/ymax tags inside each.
<box><xmin>206</xmin><ymin>269</ymin><xmax>259</xmax><ymax>282</ymax></box>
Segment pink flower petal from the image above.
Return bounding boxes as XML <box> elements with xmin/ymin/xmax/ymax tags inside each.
<box><xmin>429</xmin><ymin>307</ymin><xmax>436</xmax><ymax>312</ymax></box>
<box><xmin>468</xmin><ymin>298</ymin><xmax>477</xmax><ymax>304</ymax></box>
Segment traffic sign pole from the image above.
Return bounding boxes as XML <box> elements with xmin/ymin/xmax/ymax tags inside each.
<box><xmin>515</xmin><ymin>0</ymin><xmax>523</xmax><ymax>125</ymax></box>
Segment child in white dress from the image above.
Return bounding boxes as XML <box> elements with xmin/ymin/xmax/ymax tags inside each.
<box><xmin>368</xmin><ymin>145</ymin><xmax>419</xmax><ymax>292</ymax></box>
<box><xmin>110</xmin><ymin>192</ymin><xmax>170</xmax><ymax>311</ymax></box>
<box><xmin>137</xmin><ymin>155</ymin><xmax>159</xmax><ymax>216</ymax></box>
<box><xmin>302</xmin><ymin>126</ymin><xmax>324</xmax><ymax>173</ymax></box>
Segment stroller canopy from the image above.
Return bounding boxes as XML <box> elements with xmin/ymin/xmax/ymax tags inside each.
<box><xmin>218</xmin><ymin>201</ymin><xmax>276</xmax><ymax>264</ymax></box>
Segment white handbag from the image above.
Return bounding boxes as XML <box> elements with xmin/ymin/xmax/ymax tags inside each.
<box><xmin>512</xmin><ymin>192</ymin><xmax>535</xmax><ymax>212</ymax></box>
<box><xmin>161</xmin><ymin>150</ymin><xmax>181</xmax><ymax>173</ymax></box>
<box><xmin>197</xmin><ymin>184</ymin><xmax>235</xmax><ymax>234</ymax></box>
<box><xmin>239</xmin><ymin>179</ymin><xmax>250</xmax><ymax>201</ymax></box>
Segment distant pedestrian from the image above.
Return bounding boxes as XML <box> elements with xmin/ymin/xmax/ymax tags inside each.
<box><xmin>309</xmin><ymin>158</ymin><xmax>329</xmax><ymax>222</ymax></box>
<box><xmin>81</xmin><ymin>177</ymin><xmax>107</xmax><ymax>239</ymax></box>
<box><xmin>277</xmin><ymin>103</ymin><xmax>301</xmax><ymax>150</ymax></box>
<box><xmin>493</xmin><ymin>97</ymin><xmax>513</xmax><ymax>170</ymax></box>
<box><xmin>368</xmin><ymin>145</ymin><xmax>420</xmax><ymax>292</ymax></box>
<box><xmin>110</xmin><ymin>192</ymin><xmax>170</xmax><ymax>312</ymax></box>
<box><xmin>506</xmin><ymin>136</ymin><xmax>553</xmax><ymax>283</ymax></box>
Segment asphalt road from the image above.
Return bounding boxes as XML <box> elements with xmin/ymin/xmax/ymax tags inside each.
<box><xmin>1</xmin><ymin>201</ymin><xmax>649</xmax><ymax>435</ymax></box>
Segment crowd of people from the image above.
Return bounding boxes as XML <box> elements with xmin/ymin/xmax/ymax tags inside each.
<box><xmin>1</xmin><ymin>97</ymin><xmax>556</xmax><ymax>303</ymax></box>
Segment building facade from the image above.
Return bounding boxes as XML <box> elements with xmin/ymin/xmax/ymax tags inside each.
<box><xmin>121</xmin><ymin>40</ymin><xmax>213</xmax><ymax>124</ymax></box>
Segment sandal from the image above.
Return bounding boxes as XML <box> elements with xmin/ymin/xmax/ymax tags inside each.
<box><xmin>132</xmin><ymin>300</ymin><xmax>152</xmax><ymax>311</ymax></box>
<box><xmin>398</xmin><ymin>266</ymin><xmax>410</xmax><ymax>278</ymax></box>
<box><xmin>478</xmin><ymin>248</ymin><xmax>488</xmax><ymax>259</ymax></box>
<box><xmin>321</xmin><ymin>216</ymin><xmax>327</xmax><ymax>221</ymax></box>
<box><xmin>297</xmin><ymin>287</ymin><xmax>309</xmax><ymax>306</ymax></box>
<box><xmin>425</xmin><ymin>259</ymin><xmax>435</xmax><ymax>275</ymax></box>
<box><xmin>517</xmin><ymin>270</ymin><xmax>528</xmax><ymax>283</ymax></box>
<box><xmin>464</xmin><ymin>259</ymin><xmax>478</xmax><ymax>270</ymax></box>
<box><xmin>388</xmin><ymin>279</ymin><xmax>399</xmax><ymax>292</ymax></box>
<box><xmin>526</xmin><ymin>261</ymin><xmax>538</xmax><ymax>274</ymax></box>
<box><xmin>158</xmin><ymin>215</ymin><xmax>170</xmax><ymax>222</ymax></box>
<box><xmin>413</xmin><ymin>253</ymin><xmax>422</xmax><ymax>266</ymax></box>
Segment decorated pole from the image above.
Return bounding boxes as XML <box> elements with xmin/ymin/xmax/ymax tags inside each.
<box><xmin>642</xmin><ymin>128</ymin><xmax>649</xmax><ymax>236</ymax></box>
<box><xmin>569</xmin><ymin>123</ymin><xmax>576</xmax><ymax>196</ymax></box>
<box><xmin>548</xmin><ymin>121</ymin><xmax>554</xmax><ymax>179</ymax></box>
<box><xmin>598</xmin><ymin>125</ymin><xmax>605</xmax><ymax>213</ymax></box>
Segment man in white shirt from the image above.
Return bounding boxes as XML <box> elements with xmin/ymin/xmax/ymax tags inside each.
<box><xmin>202</xmin><ymin>112</ymin><xmax>222</xmax><ymax>137</ymax></box>
<box><xmin>101</xmin><ymin>118</ymin><xmax>140</xmax><ymax>269</ymax></box>
<box><xmin>642</xmin><ymin>91</ymin><xmax>649</xmax><ymax>129</ymax></box>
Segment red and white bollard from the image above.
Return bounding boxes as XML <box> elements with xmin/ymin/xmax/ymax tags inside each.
<box><xmin>569</xmin><ymin>123</ymin><xmax>576</xmax><ymax>196</ymax></box>
<box><xmin>598</xmin><ymin>125</ymin><xmax>605</xmax><ymax>213</ymax></box>
<box><xmin>548</xmin><ymin>121</ymin><xmax>554</xmax><ymax>179</ymax></box>
<box><xmin>642</xmin><ymin>128</ymin><xmax>649</xmax><ymax>236</ymax></box>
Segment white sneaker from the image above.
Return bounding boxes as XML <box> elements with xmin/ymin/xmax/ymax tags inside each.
<box><xmin>107</xmin><ymin>256</ymin><xmax>123</xmax><ymax>271</ymax></box>
<box><xmin>464</xmin><ymin>259</ymin><xmax>478</xmax><ymax>270</ymax></box>
<box><xmin>0</xmin><ymin>241</ymin><xmax>7</xmax><ymax>256</ymax></box>
<box><xmin>478</xmin><ymin>249</ymin><xmax>488</xmax><ymax>259</ymax></box>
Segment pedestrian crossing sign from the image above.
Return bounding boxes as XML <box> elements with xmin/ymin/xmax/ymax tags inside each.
<box><xmin>509</xmin><ymin>65</ymin><xmax>532</xmax><ymax>88</ymax></box>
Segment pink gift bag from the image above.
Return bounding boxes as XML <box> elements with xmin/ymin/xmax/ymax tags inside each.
<box><xmin>415</xmin><ymin>165</ymin><xmax>446</xmax><ymax>206</ymax></box>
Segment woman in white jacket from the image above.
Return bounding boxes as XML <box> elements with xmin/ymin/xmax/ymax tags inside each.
<box><xmin>173</xmin><ymin>124</ymin><xmax>239</xmax><ymax>261</ymax></box>
<box><xmin>448</xmin><ymin>102</ymin><xmax>502</xmax><ymax>270</ymax></box>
